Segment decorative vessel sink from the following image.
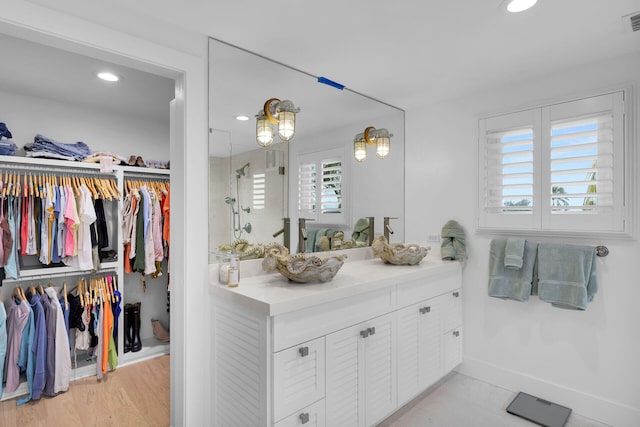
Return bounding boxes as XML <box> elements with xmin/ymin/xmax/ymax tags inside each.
<box><xmin>218</xmin><ymin>239</ymin><xmax>265</xmax><ymax>260</ymax></box>
<box><xmin>262</xmin><ymin>243</ymin><xmax>346</xmax><ymax>283</ymax></box>
<box><xmin>371</xmin><ymin>236</ymin><xmax>430</xmax><ymax>265</ymax></box>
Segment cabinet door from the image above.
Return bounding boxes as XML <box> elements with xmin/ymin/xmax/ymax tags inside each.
<box><xmin>273</xmin><ymin>337</ymin><xmax>325</xmax><ymax>423</ymax></box>
<box><xmin>442</xmin><ymin>288</ymin><xmax>462</xmax><ymax>332</ymax></box>
<box><xmin>274</xmin><ymin>399</ymin><xmax>325</xmax><ymax>427</ymax></box>
<box><xmin>418</xmin><ymin>295</ymin><xmax>444</xmax><ymax>390</ymax></box>
<box><xmin>443</xmin><ymin>327</ymin><xmax>463</xmax><ymax>374</ymax></box>
<box><xmin>397</xmin><ymin>295</ymin><xmax>445</xmax><ymax>405</ymax></box>
<box><xmin>364</xmin><ymin>312</ymin><xmax>397</xmax><ymax>427</ymax></box>
<box><xmin>396</xmin><ymin>304</ymin><xmax>421</xmax><ymax>405</ymax></box>
<box><xmin>326</xmin><ymin>322</ymin><xmax>365</xmax><ymax>427</ymax></box>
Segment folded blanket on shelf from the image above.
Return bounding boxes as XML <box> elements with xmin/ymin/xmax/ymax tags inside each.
<box><xmin>537</xmin><ymin>243</ymin><xmax>598</xmax><ymax>310</ymax></box>
<box><xmin>488</xmin><ymin>239</ymin><xmax>538</xmax><ymax>302</ymax></box>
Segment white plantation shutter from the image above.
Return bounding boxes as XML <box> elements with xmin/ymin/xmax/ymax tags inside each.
<box><xmin>320</xmin><ymin>158</ymin><xmax>342</xmax><ymax>217</ymax></box>
<box><xmin>297</xmin><ymin>148</ymin><xmax>347</xmax><ymax>224</ymax></box>
<box><xmin>541</xmin><ymin>91</ymin><xmax>625</xmax><ymax>231</ymax></box>
<box><xmin>479</xmin><ymin>90</ymin><xmax>628</xmax><ymax>234</ymax></box>
<box><xmin>252</xmin><ymin>173</ymin><xmax>265</xmax><ymax>210</ymax></box>
<box><xmin>479</xmin><ymin>108</ymin><xmax>541</xmax><ymax>229</ymax></box>
<box><xmin>298</xmin><ymin>162</ymin><xmax>316</xmax><ymax>217</ymax></box>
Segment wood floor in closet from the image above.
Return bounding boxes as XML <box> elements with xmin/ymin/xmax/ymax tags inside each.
<box><xmin>0</xmin><ymin>355</ymin><xmax>169</xmax><ymax>427</ymax></box>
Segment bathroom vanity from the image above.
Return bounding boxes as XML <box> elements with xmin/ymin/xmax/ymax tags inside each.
<box><xmin>209</xmin><ymin>251</ymin><xmax>462</xmax><ymax>427</ymax></box>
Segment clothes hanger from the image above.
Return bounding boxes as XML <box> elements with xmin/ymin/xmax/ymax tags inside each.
<box><xmin>37</xmin><ymin>283</ymin><xmax>45</xmax><ymax>295</ymax></box>
<box><xmin>63</xmin><ymin>282</ymin><xmax>69</xmax><ymax>310</ymax></box>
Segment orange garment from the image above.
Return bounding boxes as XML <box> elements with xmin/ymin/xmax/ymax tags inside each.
<box><xmin>101</xmin><ymin>297</ymin><xmax>114</xmax><ymax>374</ymax></box>
<box><xmin>123</xmin><ymin>243</ymin><xmax>132</xmax><ymax>273</ymax></box>
<box><xmin>162</xmin><ymin>188</ymin><xmax>170</xmax><ymax>245</ymax></box>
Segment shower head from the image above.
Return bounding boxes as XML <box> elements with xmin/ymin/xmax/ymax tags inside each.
<box><xmin>235</xmin><ymin>162</ymin><xmax>250</xmax><ymax>178</ymax></box>
<box><xmin>224</xmin><ymin>196</ymin><xmax>236</xmax><ymax>205</ymax></box>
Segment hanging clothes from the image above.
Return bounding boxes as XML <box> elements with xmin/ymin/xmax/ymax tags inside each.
<box><xmin>44</xmin><ymin>286</ymin><xmax>71</xmax><ymax>394</ymax></box>
<box><xmin>23</xmin><ymin>291</ymin><xmax>46</xmax><ymax>402</ymax></box>
<box><xmin>3</xmin><ymin>295</ymin><xmax>29</xmax><ymax>392</ymax></box>
<box><xmin>63</xmin><ymin>184</ymin><xmax>96</xmax><ymax>270</ymax></box>
<box><xmin>0</xmin><ymin>301</ymin><xmax>7</xmax><ymax>400</ymax></box>
<box><xmin>39</xmin><ymin>288</ymin><xmax>56</xmax><ymax>397</ymax></box>
<box><xmin>16</xmin><ymin>297</ymin><xmax>34</xmax><ymax>406</ymax></box>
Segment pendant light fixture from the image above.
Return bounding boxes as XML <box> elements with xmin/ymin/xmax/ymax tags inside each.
<box><xmin>256</xmin><ymin>98</ymin><xmax>300</xmax><ymax>146</ymax></box>
<box><xmin>353</xmin><ymin>126</ymin><xmax>393</xmax><ymax>162</ymax></box>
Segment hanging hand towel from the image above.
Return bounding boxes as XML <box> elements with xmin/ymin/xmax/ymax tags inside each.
<box><xmin>504</xmin><ymin>238</ymin><xmax>526</xmax><ymax>270</ymax></box>
<box><xmin>488</xmin><ymin>239</ymin><xmax>538</xmax><ymax>302</ymax></box>
<box><xmin>536</xmin><ymin>243</ymin><xmax>598</xmax><ymax>310</ymax></box>
<box><xmin>441</xmin><ymin>220</ymin><xmax>467</xmax><ymax>261</ymax></box>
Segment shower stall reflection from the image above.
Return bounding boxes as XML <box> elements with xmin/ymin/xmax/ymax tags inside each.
<box><xmin>226</xmin><ymin>162</ymin><xmax>252</xmax><ymax>239</ymax></box>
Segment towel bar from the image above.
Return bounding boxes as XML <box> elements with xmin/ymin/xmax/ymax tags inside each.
<box><xmin>595</xmin><ymin>245</ymin><xmax>609</xmax><ymax>257</ymax></box>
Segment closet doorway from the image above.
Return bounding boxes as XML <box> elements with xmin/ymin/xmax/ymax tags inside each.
<box><xmin>0</xmin><ymin>25</ymin><xmax>178</xmax><ymax>413</ymax></box>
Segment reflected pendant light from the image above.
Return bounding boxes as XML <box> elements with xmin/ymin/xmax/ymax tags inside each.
<box><xmin>354</xmin><ymin>134</ymin><xmax>367</xmax><ymax>162</ymax></box>
<box><xmin>261</xmin><ymin>98</ymin><xmax>300</xmax><ymax>145</ymax></box>
<box><xmin>256</xmin><ymin>110</ymin><xmax>274</xmax><ymax>146</ymax></box>
<box><xmin>353</xmin><ymin>126</ymin><xmax>393</xmax><ymax>162</ymax></box>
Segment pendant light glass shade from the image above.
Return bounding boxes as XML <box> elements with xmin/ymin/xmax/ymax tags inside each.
<box><xmin>278</xmin><ymin>110</ymin><xmax>296</xmax><ymax>141</ymax></box>
<box><xmin>375</xmin><ymin>135</ymin><xmax>390</xmax><ymax>159</ymax></box>
<box><xmin>256</xmin><ymin>111</ymin><xmax>274</xmax><ymax>147</ymax></box>
<box><xmin>354</xmin><ymin>138</ymin><xmax>367</xmax><ymax>162</ymax></box>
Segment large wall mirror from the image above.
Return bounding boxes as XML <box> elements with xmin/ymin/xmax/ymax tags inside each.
<box><xmin>208</xmin><ymin>38</ymin><xmax>405</xmax><ymax>258</ymax></box>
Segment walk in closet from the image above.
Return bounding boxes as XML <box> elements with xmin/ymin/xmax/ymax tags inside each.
<box><xmin>0</xmin><ymin>32</ymin><xmax>174</xmax><ymax>403</ymax></box>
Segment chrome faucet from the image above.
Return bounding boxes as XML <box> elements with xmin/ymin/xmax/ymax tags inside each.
<box><xmin>298</xmin><ymin>218</ymin><xmax>314</xmax><ymax>253</ymax></box>
<box><xmin>367</xmin><ymin>216</ymin><xmax>375</xmax><ymax>246</ymax></box>
<box><xmin>272</xmin><ymin>218</ymin><xmax>291</xmax><ymax>252</ymax></box>
<box><xmin>384</xmin><ymin>217</ymin><xmax>397</xmax><ymax>242</ymax></box>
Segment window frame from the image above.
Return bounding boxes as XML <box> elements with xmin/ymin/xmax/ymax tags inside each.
<box><xmin>477</xmin><ymin>89</ymin><xmax>632</xmax><ymax>238</ymax></box>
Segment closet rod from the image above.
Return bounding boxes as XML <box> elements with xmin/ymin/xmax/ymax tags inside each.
<box><xmin>124</xmin><ymin>174</ymin><xmax>170</xmax><ymax>181</ymax></box>
<box><xmin>2</xmin><ymin>267</ymin><xmax>117</xmax><ymax>284</ymax></box>
<box><xmin>0</xmin><ymin>163</ymin><xmax>117</xmax><ymax>176</ymax></box>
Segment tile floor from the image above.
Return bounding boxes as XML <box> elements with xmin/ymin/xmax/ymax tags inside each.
<box><xmin>378</xmin><ymin>373</ymin><xmax>611</xmax><ymax>427</ymax></box>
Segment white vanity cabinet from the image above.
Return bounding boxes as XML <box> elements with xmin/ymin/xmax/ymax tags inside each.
<box><xmin>211</xmin><ymin>256</ymin><xmax>462</xmax><ymax>427</ymax></box>
<box><xmin>325</xmin><ymin>312</ymin><xmax>397</xmax><ymax>427</ymax></box>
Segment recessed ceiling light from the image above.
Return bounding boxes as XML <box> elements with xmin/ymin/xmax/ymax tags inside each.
<box><xmin>235</xmin><ymin>115</ymin><xmax>250</xmax><ymax>121</ymax></box>
<box><xmin>97</xmin><ymin>72</ymin><xmax>120</xmax><ymax>82</ymax></box>
<box><xmin>507</xmin><ymin>0</ymin><xmax>537</xmax><ymax>13</ymax></box>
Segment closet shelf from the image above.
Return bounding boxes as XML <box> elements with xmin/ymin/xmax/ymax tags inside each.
<box><xmin>121</xmin><ymin>338</ymin><xmax>170</xmax><ymax>365</ymax></box>
<box><xmin>3</xmin><ymin>263</ymin><xmax>118</xmax><ymax>282</ymax></box>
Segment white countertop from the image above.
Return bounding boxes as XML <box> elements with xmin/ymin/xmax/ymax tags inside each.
<box><xmin>209</xmin><ymin>250</ymin><xmax>461</xmax><ymax>316</ymax></box>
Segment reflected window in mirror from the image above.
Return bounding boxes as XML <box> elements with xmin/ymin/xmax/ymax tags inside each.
<box><xmin>296</xmin><ymin>147</ymin><xmax>347</xmax><ymax>225</ymax></box>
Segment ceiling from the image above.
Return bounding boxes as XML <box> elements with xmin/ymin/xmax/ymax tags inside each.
<box><xmin>20</xmin><ymin>0</ymin><xmax>640</xmax><ymax>112</ymax></box>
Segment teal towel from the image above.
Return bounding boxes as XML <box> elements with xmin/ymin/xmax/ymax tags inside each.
<box><xmin>314</xmin><ymin>228</ymin><xmax>330</xmax><ymax>252</ymax></box>
<box><xmin>537</xmin><ymin>243</ymin><xmax>598</xmax><ymax>310</ymax></box>
<box><xmin>505</xmin><ymin>238</ymin><xmax>526</xmax><ymax>270</ymax></box>
<box><xmin>305</xmin><ymin>229</ymin><xmax>318</xmax><ymax>253</ymax></box>
<box><xmin>488</xmin><ymin>239</ymin><xmax>538</xmax><ymax>302</ymax></box>
<box><xmin>441</xmin><ymin>220</ymin><xmax>467</xmax><ymax>261</ymax></box>
<box><xmin>352</xmin><ymin>218</ymin><xmax>370</xmax><ymax>243</ymax></box>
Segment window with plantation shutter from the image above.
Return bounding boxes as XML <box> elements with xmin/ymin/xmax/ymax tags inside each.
<box><xmin>479</xmin><ymin>90</ymin><xmax>629</xmax><ymax>235</ymax></box>
<box><xmin>297</xmin><ymin>147</ymin><xmax>347</xmax><ymax>224</ymax></box>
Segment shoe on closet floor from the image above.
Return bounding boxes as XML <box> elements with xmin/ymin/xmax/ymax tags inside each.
<box><xmin>151</xmin><ymin>319</ymin><xmax>170</xmax><ymax>343</ymax></box>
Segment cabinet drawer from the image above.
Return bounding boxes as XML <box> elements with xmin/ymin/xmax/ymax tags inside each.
<box><xmin>273</xmin><ymin>287</ymin><xmax>395</xmax><ymax>352</ymax></box>
<box><xmin>274</xmin><ymin>399</ymin><xmax>325</xmax><ymax>427</ymax></box>
<box><xmin>396</xmin><ymin>270</ymin><xmax>461</xmax><ymax>309</ymax></box>
<box><xmin>273</xmin><ymin>337</ymin><xmax>325</xmax><ymax>423</ymax></box>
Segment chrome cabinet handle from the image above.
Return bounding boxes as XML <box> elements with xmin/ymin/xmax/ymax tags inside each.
<box><xmin>360</xmin><ymin>329</ymin><xmax>369</xmax><ymax>338</ymax></box>
<box><xmin>453</xmin><ymin>291</ymin><xmax>460</xmax><ymax>298</ymax></box>
<box><xmin>299</xmin><ymin>346</ymin><xmax>309</xmax><ymax>357</ymax></box>
<box><xmin>419</xmin><ymin>306</ymin><xmax>431</xmax><ymax>314</ymax></box>
<box><xmin>299</xmin><ymin>412</ymin><xmax>310</xmax><ymax>424</ymax></box>
<box><xmin>368</xmin><ymin>327</ymin><xmax>376</xmax><ymax>336</ymax></box>
<box><xmin>453</xmin><ymin>330</ymin><xmax>460</xmax><ymax>337</ymax></box>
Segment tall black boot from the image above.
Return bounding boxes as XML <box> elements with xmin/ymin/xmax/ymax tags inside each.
<box><xmin>131</xmin><ymin>302</ymin><xmax>143</xmax><ymax>352</ymax></box>
<box><xmin>124</xmin><ymin>304</ymin><xmax>133</xmax><ymax>353</ymax></box>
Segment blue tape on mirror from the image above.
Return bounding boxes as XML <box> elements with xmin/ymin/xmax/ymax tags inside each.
<box><xmin>317</xmin><ymin>76</ymin><xmax>345</xmax><ymax>90</ymax></box>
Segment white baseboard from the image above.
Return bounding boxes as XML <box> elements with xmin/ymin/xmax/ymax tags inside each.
<box><xmin>457</xmin><ymin>357</ymin><xmax>640</xmax><ymax>427</ymax></box>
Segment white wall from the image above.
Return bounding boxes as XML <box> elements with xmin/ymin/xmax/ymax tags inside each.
<box><xmin>405</xmin><ymin>53</ymin><xmax>640</xmax><ymax>427</ymax></box>
<box><xmin>0</xmin><ymin>89</ymin><xmax>169</xmax><ymax>160</ymax></box>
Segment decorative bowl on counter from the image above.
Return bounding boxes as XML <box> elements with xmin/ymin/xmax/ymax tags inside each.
<box><xmin>262</xmin><ymin>243</ymin><xmax>347</xmax><ymax>283</ymax></box>
<box><xmin>371</xmin><ymin>235</ymin><xmax>430</xmax><ymax>265</ymax></box>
